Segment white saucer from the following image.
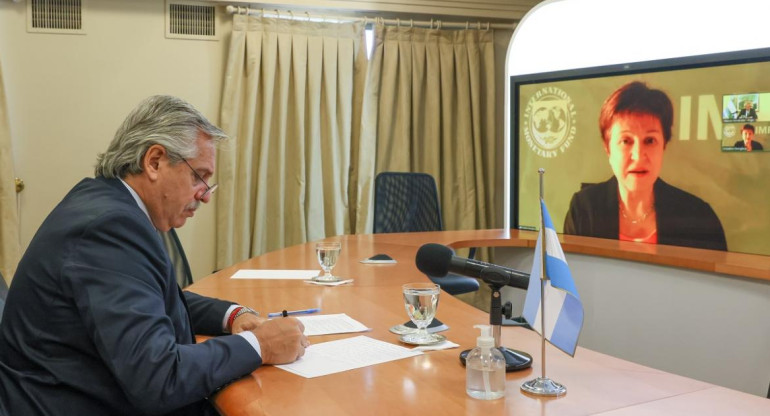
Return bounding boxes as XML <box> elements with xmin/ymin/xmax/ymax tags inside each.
<box><xmin>311</xmin><ymin>276</ymin><xmax>344</xmax><ymax>283</ymax></box>
<box><xmin>398</xmin><ymin>333</ymin><xmax>446</xmax><ymax>346</ymax></box>
<box><xmin>305</xmin><ymin>278</ymin><xmax>354</xmax><ymax>286</ymax></box>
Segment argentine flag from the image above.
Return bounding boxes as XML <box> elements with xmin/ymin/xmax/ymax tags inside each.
<box><xmin>522</xmin><ymin>199</ymin><xmax>584</xmax><ymax>356</ymax></box>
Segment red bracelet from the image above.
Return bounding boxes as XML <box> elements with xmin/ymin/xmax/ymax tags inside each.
<box><xmin>227</xmin><ymin>306</ymin><xmax>244</xmax><ymax>332</ymax></box>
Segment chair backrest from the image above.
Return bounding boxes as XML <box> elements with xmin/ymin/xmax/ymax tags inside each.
<box><xmin>0</xmin><ymin>271</ymin><xmax>7</xmax><ymax>323</ymax></box>
<box><xmin>373</xmin><ymin>172</ymin><xmax>443</xmax><ymax>233</ymax></box>
<box><xmin>372</xmin><ymin>172</ymin><xmax>480</xmax><ymax>295</ymax></box>
<box><xmin>160</xmin><ymin>229</ymin><xmax>194</xmax><ymax>288</ymax></box>
<box><xmin>0</xmin><ymin>272</ymin><xmax>7</xmax><ymax>299</ymax></box>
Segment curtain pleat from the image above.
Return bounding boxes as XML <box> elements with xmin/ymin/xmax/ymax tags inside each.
<box><xmin>217</xmin><ymin>15</ymin><xmax>368</xmax><ymax>268</ymax></box>
<box><xmin>364</xmin><ymin>24</ymin><xmax>498</xmax><ymax>237</ymax></box>
<box><xmin>0</xmin><ymin>59</ymin><xmax>20</xmax><ymax>285</ymax></box>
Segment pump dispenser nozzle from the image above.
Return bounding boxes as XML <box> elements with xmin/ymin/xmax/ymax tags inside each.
<box><xmin>474</xmin><ymin>325</ymin><xmax>494</xmax><ymax>349</ymax></box>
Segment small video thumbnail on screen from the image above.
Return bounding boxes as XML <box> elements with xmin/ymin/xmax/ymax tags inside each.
<box><xmin>721</xmin><ymin>92</ymin><xmax>770</xmax><ymax>152</ymax></box>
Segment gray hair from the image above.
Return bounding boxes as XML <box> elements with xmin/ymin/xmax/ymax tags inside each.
<box><xmin>94</xmin><ymin>95</ymin><xmax>228</xmax><ymax>178</ymax></box>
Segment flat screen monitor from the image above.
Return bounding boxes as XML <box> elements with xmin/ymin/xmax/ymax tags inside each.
<box><xmin>511</xmin><ymin>47</ymin><xmax>770</xmax><ymax>255</ymax></box>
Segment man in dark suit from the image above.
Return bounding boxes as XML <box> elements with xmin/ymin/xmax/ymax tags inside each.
<box><xmin>0</xmin><ymin>96</ymin><xmax>309</xmax><ymax>416</ymax></box>
<box><xmin>736</xmin><ymin>101</ymin><xmax>758</xmax><ymax>121</ymax></box>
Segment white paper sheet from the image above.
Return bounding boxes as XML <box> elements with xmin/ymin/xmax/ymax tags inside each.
<box><xmin>297</xmin><ymin>313</ymin><xmax>370</xmax><ymax>336</ymax></box>
<box><xmin>275</xmin><ymin>335</ymin><xmax>423</xmax><ymax>378</ymax></box>
<box><xmin>230</xmin><ymin>269</ymin><xmax>320</xmax><ymax>280</ymax></box>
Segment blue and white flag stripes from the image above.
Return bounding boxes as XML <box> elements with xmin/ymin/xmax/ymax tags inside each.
<box><xmin>522</xmin><ymin>199</ymin><xmax>584</xmax><ymax>356</ymax></box>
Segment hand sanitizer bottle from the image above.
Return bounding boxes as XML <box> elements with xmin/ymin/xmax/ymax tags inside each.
<box><xmin>466</xmin><ymin>324</ymin><xmax>506</xmax><ymax>400</ymax></box>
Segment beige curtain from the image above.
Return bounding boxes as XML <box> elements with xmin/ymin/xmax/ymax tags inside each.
<box><xmin>0</xmin><ymin>59</ymin><xmax>20</xmax><ymax>285</ymax></box>
<box><xmin>359</xmin><ymin>24</ymin><xmax>499</xmax><ymax>236</ymax></box>
<box><xmin>216</xmin><ymin>15</ymin><xmax>369</xmax><ymax>268</ymax></box>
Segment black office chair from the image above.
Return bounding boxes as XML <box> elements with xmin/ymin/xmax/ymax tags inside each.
<box><xmin>0</xmin><ymin>271</ymin><xmax>8</xmax><ymax>324</ymax></box>
<box><xmin>161</xmin><ymin>229</ymin><xmax>194</xmax><ymax>288</ymax></box>
<box><xmin>373</xmin><ymin>172</ymin><xmax>479</xmax><ymax>295</ymax></box>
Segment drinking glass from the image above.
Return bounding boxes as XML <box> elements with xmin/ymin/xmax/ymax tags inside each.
<box><xmin>315</xmin><ymin>242</ymin><xmax>341</xmax><ymax>281</ymax></box>
<box><xmin>401</xmin><ymin>282</ymin><xmax>445</xmax><ymax>345</ymax></box>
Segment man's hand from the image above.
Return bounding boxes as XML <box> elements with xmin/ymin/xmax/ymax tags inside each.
<box><xmin>231</xmin><ymin>313</ymin><xmax>267</xmax><ymax>333</ymax></box>
<box><xmin>252</xmin><ymin>317</ymin><xmax>309</xmax><ymax>364</ymax></box>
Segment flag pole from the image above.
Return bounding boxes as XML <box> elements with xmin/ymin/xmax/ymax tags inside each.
<box><xmin>521</xmin><ymin>168</ymin><xmax>567</xmax><ymax>396</ymax></box>
<box><xmin>539</xmin><ymin>169</ymin><xmax>547</xmax><ymax>381</ymax></box>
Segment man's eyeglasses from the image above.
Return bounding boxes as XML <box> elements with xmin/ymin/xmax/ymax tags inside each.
<box><xmin>181</xmin><ymin>158</ymin><xmax>217</xmax><ymax>199</ymax></box>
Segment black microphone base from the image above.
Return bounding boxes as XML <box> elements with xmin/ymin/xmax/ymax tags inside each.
<box><xmin>460</xmin><ymin>347</ymin><xmax>532</xmax><ymax>372</ymax></box>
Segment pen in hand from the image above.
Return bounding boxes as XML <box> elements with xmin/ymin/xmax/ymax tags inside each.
<box><xmin>267</xmin><ymin>308</ymin><xmax>321</xmax><ymax>318</ymax></box>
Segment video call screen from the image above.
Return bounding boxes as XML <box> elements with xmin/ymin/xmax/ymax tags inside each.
<box><xmin>511</xmin><ymin>47</ymin><xmax>770</xmax><ymax>255</ymax></box>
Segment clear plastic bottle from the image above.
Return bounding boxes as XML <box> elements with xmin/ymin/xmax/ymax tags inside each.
<box><xmin>465</xmin><ymin>324</ymin><xmax>506</xmax><ymax>400</ymax></box>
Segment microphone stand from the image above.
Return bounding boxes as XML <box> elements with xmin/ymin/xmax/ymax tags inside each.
<box><xmin>460</xmin><ymin>276</ymin><xmax>533</xmax><ymax>372</ymax></box>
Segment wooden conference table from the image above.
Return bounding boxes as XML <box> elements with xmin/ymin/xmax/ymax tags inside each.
<box><xmin>188</xmin><ymin>230</ymin><xmax>770</xmax><ymax>415</ymax></box>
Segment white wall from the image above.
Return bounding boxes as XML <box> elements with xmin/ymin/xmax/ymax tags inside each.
<box><xmin>0</xmin><ymin>0</ymin><xmax>232</xmax><ymax>280</ymax></box>
<box><xmin>508</xmin><ymin>0</ymin><xmax>770</xmax><ymax>76</ymax></box>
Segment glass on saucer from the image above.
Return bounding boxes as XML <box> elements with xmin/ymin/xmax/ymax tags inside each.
<box><xmin>400</xmin><ymin>282</ymin><xmax>446</xmax><ymax>345</ymax></box>
<box><xmin>314</xmin><ymin>242</ymin><xmax>342</xmax><ymax>282</ymax></box>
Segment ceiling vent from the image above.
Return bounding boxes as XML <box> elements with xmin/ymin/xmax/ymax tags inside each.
<box><xmin>27</xmin><ymin>0</ymin><xmax>86</xmax><ymax>35</ymax></box>
<box><xmin>166</xmin><ymin>1</ymin><xmax>218</xmax><ymax>41</ymax></box>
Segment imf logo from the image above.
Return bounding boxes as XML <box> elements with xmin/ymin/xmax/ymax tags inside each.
<box><xmin>523</xmin><ymin>86</ymin><xmax>577</xmax><ymax>158</ymax></box>
<box><xmin>722</xmin><ymin>123</ymin><xmax>737</xmax><ymax>139</ymax></box>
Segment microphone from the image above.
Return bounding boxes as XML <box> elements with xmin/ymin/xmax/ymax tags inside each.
<box><xmin>416</xmin><ymin>243</ymin><xmax>534</xmax><ymax>372</ymax></box>
<box><xmin>415</xmin><ymin>243</ymin><xmax>529</xmax><ymax>289</ymax></box>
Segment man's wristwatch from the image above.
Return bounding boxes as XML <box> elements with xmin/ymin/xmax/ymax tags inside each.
<box><xmin>227</xmin><ymin>306</ymin><xmax>260</xmax><ymax>332</ymax></box>
<box><xmin>234</xmin><ymin>306</ymin><xmax>259</xmax><ymax>320</ymax></box>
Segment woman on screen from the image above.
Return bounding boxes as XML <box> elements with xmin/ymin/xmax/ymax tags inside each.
<box><xmin>563</xmin><ymin>81</ymin><xmax>727</xmax><ymax>250</ymax></box>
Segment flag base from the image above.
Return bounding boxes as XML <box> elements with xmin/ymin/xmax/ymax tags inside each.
<box><xmin>521</xmin><ymin>377</ymin><xmax>567</xmax><ymax>396</ymax></box>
